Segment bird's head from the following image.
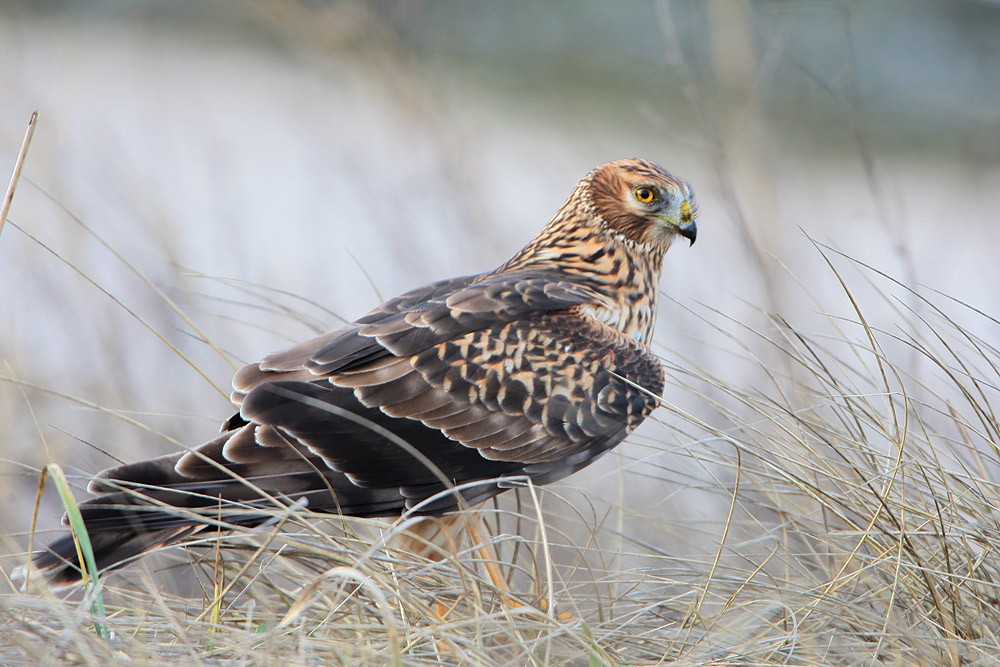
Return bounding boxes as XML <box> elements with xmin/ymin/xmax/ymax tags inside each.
<box><xmin>583</xmin><ymin>158</ymin><xmax>698</xmax><ymax>250</ymax></box>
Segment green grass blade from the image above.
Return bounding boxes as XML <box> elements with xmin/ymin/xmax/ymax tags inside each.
<box><xmin>46</xmin><ymin>463</ymin><xmax>108</xmax><ymax>640</ymax></box>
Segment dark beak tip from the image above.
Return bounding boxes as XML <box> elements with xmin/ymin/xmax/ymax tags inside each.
<box><xmin>680</xmin><ymin>221</ymin><xmax>697</xmax><ymax>246</ymax></box>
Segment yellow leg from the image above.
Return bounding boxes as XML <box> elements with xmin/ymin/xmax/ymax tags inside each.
<box><xmin>464</xmin><ymin>514</ymin><xmax>529</xmax><ymax>609</ymax></box>
<box><xmin>465</xmin><ymin>516</ymin><xmax>509</xmax><ymax>588</ymax></box>
<box><xmin>392</xmin><ymin>513</ymin><xmax>569</xmax><ymax>615</ymax></box>
<box><xmin>465</xmin><ymin>514</ymin><xmax>572</xmax><ymax>620</ymax></box>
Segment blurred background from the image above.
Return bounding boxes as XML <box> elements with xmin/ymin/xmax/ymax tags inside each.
<box><xmin>1</xmin><ymin>0</ymin><xmax>998</xmax><ymax>593</ymax></box>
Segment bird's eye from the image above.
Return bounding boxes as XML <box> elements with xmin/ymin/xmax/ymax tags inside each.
<box><xmin>633</xmin><ymin>186</ymin><xmax>657</xmax><ymax>204</ymax></box>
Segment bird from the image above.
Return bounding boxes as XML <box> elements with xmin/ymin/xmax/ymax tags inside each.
<box><xmin>21</xmin><ymin>158</ymin><xmax>697</xmax><ymax>589</ymax></box>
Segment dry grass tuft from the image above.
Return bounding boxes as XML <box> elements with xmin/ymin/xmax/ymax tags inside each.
<box><xmin>3</xmin><ymin>245</ymin><xmax>999</xmax><ymax>666</ymax></box>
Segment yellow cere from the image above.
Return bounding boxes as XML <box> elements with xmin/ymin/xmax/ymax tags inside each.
<box><xmin>681</xmin><ymin>200</ymin><xmax>692</xmax><ymax>222</ymax></box>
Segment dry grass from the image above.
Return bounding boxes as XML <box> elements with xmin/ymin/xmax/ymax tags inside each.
<box><xmin>2</xmin><ymin>240</ymin><xmax>999</xmax><ymax>666</ymax></box>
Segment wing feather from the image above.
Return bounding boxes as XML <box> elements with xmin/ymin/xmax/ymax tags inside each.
<box><xmin>99</xmin><ymin>270</ymin><xmax>663</xmax><ymax>525</ymax></box>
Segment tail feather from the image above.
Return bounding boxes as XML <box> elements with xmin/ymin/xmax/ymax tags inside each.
<box><xmin>26</xmin><ymin>525</ymin><xmax>202</xmax><ymax>589</ymax></box>
<box><xmin>19</xmin><ymin>412</ymin><xmax>515</xmax><ymax>589</ymax></box>
<box><xmin>17</xmin><ymin>457</ymin><xmax>417</xmax><ymax>590</ymax></box>
<box><xmin>17</xmin><ymin>482</ymin><xmax>409</xmax><ymax>590</ymax></box>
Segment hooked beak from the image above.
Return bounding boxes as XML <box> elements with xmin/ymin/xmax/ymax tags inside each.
<box><xmin>678</xmin><ymin>220</ymin><xmax>697</xmax><ymax>246</ymax></box>
<box><xmin>677</xmin><ymin>200</ymin><xmax>697</xmax><ymax>246</ymax></box>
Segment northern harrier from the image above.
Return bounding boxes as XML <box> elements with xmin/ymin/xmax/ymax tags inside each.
<box><xmin>25</xmin><ymin>158</ymin><xmax>697</xmax><ymax>587</ymax></box>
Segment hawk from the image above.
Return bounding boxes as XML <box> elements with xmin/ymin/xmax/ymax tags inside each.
<box><xmin>24</xmin><ymin>158</ymin><xmax>697</xmax><ymax>587</ymax></box>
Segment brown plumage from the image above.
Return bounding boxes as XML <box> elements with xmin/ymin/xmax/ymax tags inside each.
<box><xmin>22</xmin><ymin>158</ymin><xmax>698</xmax><ymax>587</ymax></box>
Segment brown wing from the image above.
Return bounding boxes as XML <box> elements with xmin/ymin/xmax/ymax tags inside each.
<box><xmin>229</xmin><ymin>272</ymin><xmax>486</xmax><ymax>382</ymax></box>
<box><xmin>238</xmin><ymin>271</ymin><xmax>604</xmax><ymax>378</ymax></box>
<box><xmin>85</xmin><ymin>272</ymin><xmax>662</xmax><ymax>533</ymax></box>
<box><xmin>332</xmin><ymin>310</ymin><xmax>663</xmax><ymax>464</ymax></box>
<box><xmin>191</xmin><ymin>271</ymin><xmax>664</xmax><ymax>511</ymax></box>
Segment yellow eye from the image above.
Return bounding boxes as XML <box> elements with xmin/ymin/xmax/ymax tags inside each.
<box><xmin>633</xmin><ymin>186</ymin><xmax>657</xmax><ymax>204</ymax></box>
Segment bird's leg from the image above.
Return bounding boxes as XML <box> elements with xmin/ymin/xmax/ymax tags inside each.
<box><xmin>389</xmin><ymin>515</ymin><xmax>519</xmax><ymax>619</ymax></box>
<box><xmin>463</xmin><ymin>514</ymin><xmax>525</xmax><ymax>608</ymax></box>
<box><xmin>465</xmin><ymin>515</ymin><xmax>573</xmax><ymax>620</ymax></box>
<box><xmin>391</xmin><ymin>513</ymin><xmax>538</xmax><ymax>612</ymax></box>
